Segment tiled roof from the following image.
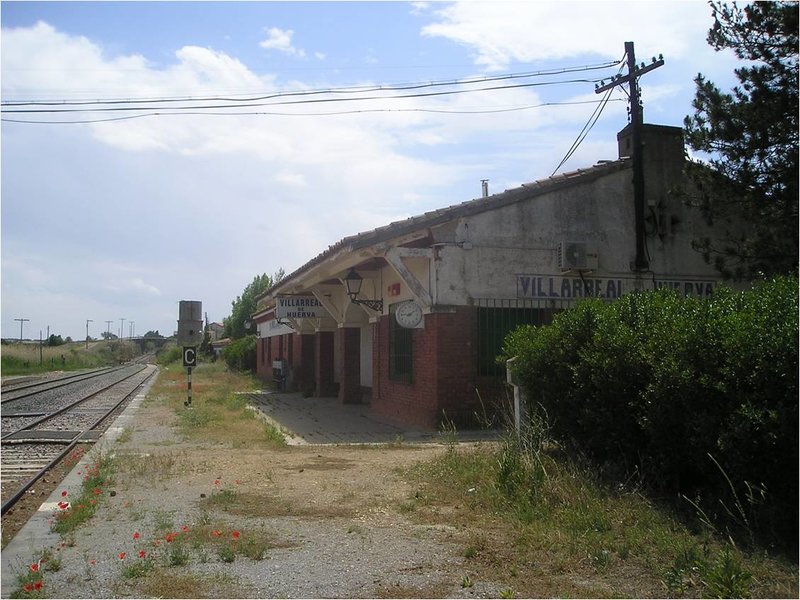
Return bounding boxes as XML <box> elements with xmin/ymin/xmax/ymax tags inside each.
<box><xmin>262</xmin><ymin>157</ymin><xmax>630</xmax><ymax>298</ymax></box>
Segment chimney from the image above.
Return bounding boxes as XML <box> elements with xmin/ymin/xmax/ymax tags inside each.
<box><xmin>617</xmin><ymin>123</ymin><xmax>684</xmax><ymax>164</ymax></box>
<box><xmin>481</xmin><ymin>179</ymin><xmax>489</xmax><ymax>198</ymax></box>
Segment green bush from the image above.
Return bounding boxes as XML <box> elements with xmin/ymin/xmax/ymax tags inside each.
<box><xmin>157</xmin><ymin>345</ymin><xmax>182</xmax><ymax>366</ymax></box>
<box><xmin>221</xmin><ymin>335</ymin><xmax>257</xmax><ymax>372</ymax></box>
<box><xmin>503</xmin><ymin>275</ymin><xmax>798</xmax><ymax>550</ymax></box>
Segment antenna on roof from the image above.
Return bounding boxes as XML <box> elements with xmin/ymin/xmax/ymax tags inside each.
<box><xmin>481</xmin><ymin>179</ymin><xmax>489</xmax><ymax>198</ymax></box>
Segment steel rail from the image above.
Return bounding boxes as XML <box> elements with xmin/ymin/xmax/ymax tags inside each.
<box><xmin>1</xmin><ymin>367</ymin><xmax>157</xmax><ymax>517</ymax></box>
<box><xmin>1</xmin><ymin>366</ymin><xmax>117</xmax><ymax>393</ymax></box>
<box><xmin>0</xmin><ymin>365</ymin><xmax>147</xmax><ymax>441</ymax></box>
<box><xmin>1</xmin><ymin>366</ymin><xmax>126</xmax><ymax>403</ymax></box>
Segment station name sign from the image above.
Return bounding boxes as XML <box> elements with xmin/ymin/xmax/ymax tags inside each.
<box><xmin>275</xmin><ymin>295</ymin><xmax>327</xmax><ymax>319</ymax></box>
<box><xmin>517</xmin><ymin>275</ymin><xmax>716</xmax><ymax>300</ymax></box>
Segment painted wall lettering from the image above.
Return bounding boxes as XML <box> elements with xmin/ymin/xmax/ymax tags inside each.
<box><xmin>275</xmin><ymin>295</ymin><xmax>328</xmax><ymax>319</ymax></box>
<box><xmin>517</xmin><ymin>275</ymin><xmax>716</xmax><ymax>300</ymax></box>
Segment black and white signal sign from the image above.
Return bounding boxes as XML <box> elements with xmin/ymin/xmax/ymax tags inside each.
<box><xmin>182</xmin><ymin>346</ymin><xmax>197</xmax><ymax>368</ymax></box>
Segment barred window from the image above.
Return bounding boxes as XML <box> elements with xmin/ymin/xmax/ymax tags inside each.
<box><xmin>389</xmin><ymin>303</ymin><xmax>413</xmax><ymax>383</ymax></box>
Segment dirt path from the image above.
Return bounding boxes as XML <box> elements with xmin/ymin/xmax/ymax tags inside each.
<box><xmin>3</xmin><ymin>392</ymin><xmax>505</xmax><ymax>598</ymax></box>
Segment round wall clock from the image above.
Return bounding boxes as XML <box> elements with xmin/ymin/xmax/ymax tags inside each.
<box><xmin>395</xmin><ymin>300</ymin><xmax>423</xmax><ymax>328</ymax></box>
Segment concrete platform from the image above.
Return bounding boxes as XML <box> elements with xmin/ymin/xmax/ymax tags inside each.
<box><xmin>243</xmin><ymin>391</ymin><xmax>500</xmax><ymax>445</ymax></box>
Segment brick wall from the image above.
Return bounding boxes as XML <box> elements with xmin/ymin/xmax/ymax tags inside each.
<box><xmin>431</xmin><ymin>307</ymin><xmax>483</xmax><ymax>427</ymax></box>
<box><xmin>372</xmin><ymin>306</ymin><xmax>479</xmax><ymax>429</ymax></box>
<box><xmin>291</xmin><ymin>334</ymin><xmax>315</xmax><ymax>394</ymax></box>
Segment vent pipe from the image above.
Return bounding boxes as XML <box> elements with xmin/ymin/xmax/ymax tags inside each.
<box><xmin>481</xmin><ymin>179</ymin><xmax>489</xmax><ymax>198</ymax></box>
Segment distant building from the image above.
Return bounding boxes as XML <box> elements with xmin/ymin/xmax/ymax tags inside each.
<box><xmin>252</xmin><ymin>123</ymin><xmax>744</xmax><ymax>429</ymax></box>
<box><xmin>211</xmin><ymin>337</ymin><xmax>231</xmax><ymax>358</ymax></box>
<box><xmin>207</xmin><ymin>322</ymin><xmax>225</xmax><ymax>341</ymax></box>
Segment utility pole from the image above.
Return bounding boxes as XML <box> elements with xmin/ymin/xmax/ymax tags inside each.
<box><xmin>14</xmin><ymin>318</ymin><xmax>30</xmax><ymax>342</ymax></box>
<box><xmin>120</xmin><ymin>318</ymin><xmax>125</xmax><ymax>341</ymax></box>
<box><xmin>105</xmin><ymin>320</ymin><xmax>113</xmax><ymax>340</ymax></box>
<box><xmin>86</xmin><ymin>319</ymin><xmax>93</xmax><ymax>349</ymax></box>
<box><xmin>596</xmin><ymin>41</ymin><xmax>663</xmax><ymax>272</ymax></box>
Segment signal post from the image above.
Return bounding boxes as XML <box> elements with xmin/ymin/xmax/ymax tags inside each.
<box><xmin>177</xmin><ymin>300</ymin><xmax>203</xmax><ymax>408</ymax></box>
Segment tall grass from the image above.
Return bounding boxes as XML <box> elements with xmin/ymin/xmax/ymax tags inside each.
<box><xmin>149</xmin><ymin>361</ymin><xmax>285</xmax><ymax>449</ymax></box>
<box><xmin>1</xmin><ymin>340</ymin><xmax>138</xmax><ymax>375</ymax></box>
<box><xmin>407</xmin><ymin>422</ymin><xmax>796</xmax><ymax>598</ymax></box>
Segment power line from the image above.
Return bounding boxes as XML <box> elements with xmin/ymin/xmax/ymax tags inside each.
<box><xmin>550</xmin><ymin>60</ymin><xmax>628</xmax><ymax>175</ymax></box>
<box><xmin>1</xmin><ymin>77</ymin><xmax>620</xmax><ymax>118</ymax></box>
<box><xmin>2</xmin><ymin>98</ymin><xmax>626</xmax><ymax>125</ymax></box>
<box><xmin>2</xmin><ymin>60</ymin><xmax>622</xmax><ymax>107</ymax></box>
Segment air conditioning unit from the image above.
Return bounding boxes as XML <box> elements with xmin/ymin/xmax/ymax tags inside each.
<box><xmin>558</xmin><ymin>242</ymin><xmax>598</xmax><ymax>271</ymax></box>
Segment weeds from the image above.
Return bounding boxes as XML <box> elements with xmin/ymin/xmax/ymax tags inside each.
<box><xmin>406</xmin><ymin>413</ymin><xmax>790</xmax><ymax>598</ymax></box>
<box><xmin>51</xmin><ymin>454</ymin><xmax>115</xmax><ymax>537</ymax></box>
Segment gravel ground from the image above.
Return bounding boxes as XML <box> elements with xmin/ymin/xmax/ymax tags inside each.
<box><xmin>2</xmin><ymin>378</ymin><xmax>504</xmax><ymax>599</ymax></box>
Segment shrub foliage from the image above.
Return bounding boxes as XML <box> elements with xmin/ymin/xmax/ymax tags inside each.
<box><xmin>221</xmin><ymin>335</ymin><xmax>257</xmax><ymax>372</ymax></box>
<box><xmin>503</xmin><ymin>275</ymin><xmax>798</xmax><ymax>549</ymax></box>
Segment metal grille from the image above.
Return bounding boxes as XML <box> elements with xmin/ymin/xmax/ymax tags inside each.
<box><xmin>475</xmin><ymin>298</ymin><xmax>573</xmax><ymax>377</ymax></box>
<box><xmin>389</xmin><ymin>303</ymin><xmax>413</xmax><ymax>383</ymax></box>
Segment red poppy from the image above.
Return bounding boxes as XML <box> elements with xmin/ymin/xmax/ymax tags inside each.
<box><xmin>90</xmin><ymin>560</ymin><xmax>97</xmax><ymax>566</ymax></box>
<box><xmin>138</xmin><ymin>550</ymin><xmax>146</xmax><ymax>559</ymax></box>
<box><xmin>118</xmin><ymin>552</ymin><xmax>126</xmax><ymax>560</ymax></box>
<box><xmin>93</xmin><ymin>488</ymin><xmax>101</xmax><ymax>495</ymax></box>
<box><xmin>181</xmin><ymin>525</ymin><xmax>189</xmax><ymax>533</ymax></box>
<box><xmin>232</xmin><ymin>530</ymin><xmax>240</xmax><ymax>540</ymax></box>
<box><xmin>211</xmin><ymin>530</ymin><xmax>222</xmax><ymax>537</ymax></box>
<box><xmin>33</xmin><ymin>582</ymin><xmax>43</xmax><ymax>591</ymax></box>
<box><xmin>133</xmin><ymin>531</ymin><xmax>140</xmax><ymax>540</ymax></box>
<box><xmin>61</xmin><ymin>490</ymin><xmax>67</xmax><ymax>497</ymax></box>
<box><xmin>165</xmin><ymin>533</ymin><xmax>176</xmax><ymax>543</ymax></box>
<box><xmin>214</xmin><ymin>479</ymin><xmax>221</xmax><ymax>487</ymax></box>
<box><xmin>23</xmin><ymin>583</ymin><xmax>33</xmax><ymax>593</ymax></box>
<box><xmin>30</xmin><ymin>563</ymin><xmax>39</xmax><ymax>573</ymax></box>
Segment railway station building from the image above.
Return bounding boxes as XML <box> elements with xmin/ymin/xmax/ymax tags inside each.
<box><xmin>252</xmin><ymin>123</ymin><xmax>739</xmax><ymax>429</ymax></box>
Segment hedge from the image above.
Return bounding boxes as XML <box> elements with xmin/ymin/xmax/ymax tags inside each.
<box><xmin>221</xmin><ymin>335</ymin><xmax>257</xmax><ymax>373</ymax></box>
<box><xmin>503</xmin><ymin>275</ymin><xmax>798</xmax><ymax>549</ymax></box>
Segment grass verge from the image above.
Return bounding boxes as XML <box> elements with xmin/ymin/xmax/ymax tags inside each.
<box><xmin>404</xmin><ymin>434</ymin><xmax>798</xmax><ymax>598</ymax></box>
<box><xmin>150</xmin><ymin>361</ymin><xmax>286</xmax><ymax>450</ymax></box>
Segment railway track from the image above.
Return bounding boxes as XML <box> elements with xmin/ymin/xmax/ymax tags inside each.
<box><xmin>1</xmin><ymin>363</ymin><xmax>158</xmax><ymax>517</ymax></box>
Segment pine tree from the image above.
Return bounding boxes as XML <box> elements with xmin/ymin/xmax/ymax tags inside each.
<box><xmin>684</xmin><ymin>1</ymin><xmax>798</xmax><ymax>279</ymax></box>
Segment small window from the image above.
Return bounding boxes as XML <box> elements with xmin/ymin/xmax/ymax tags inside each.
<box><xmin>389</xmin><ymin>303</ymin><xmax>413</xmax><ymax>383</ymax></box>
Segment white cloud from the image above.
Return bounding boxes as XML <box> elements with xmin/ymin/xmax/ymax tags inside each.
<box><xmin>421</xmin><ymin>1</ymin><xmax>715</xmax><ymax>70</ymax></box>
<box><xmin>259</xmin><ymin>27</ymin><xmax>306</xmax><ymax>57</ymax></box>
<box><xmin>1</xmin><ymin>7</ymin><xmax>745</xmax><ymax>339</ymax></box>
<box><xmin>104</xmin><ymin>277</ymin><xmax>162</xmax><ymax>297</ymax></box>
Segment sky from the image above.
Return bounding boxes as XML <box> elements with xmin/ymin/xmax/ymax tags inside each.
<box><xmin>1</xmin><ymin>0</ymin><xmax>742</xmax><ymax>341</ymax></box>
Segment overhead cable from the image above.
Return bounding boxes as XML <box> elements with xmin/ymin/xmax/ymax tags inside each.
<box><xmin>1</xmin><ymin>98</ymin><xmax>627</xmax><ymax>125</ymax></box>
<box><xmin>2</xmin><ymin>60</ymin><xmax>623</xmax><ymax>107</ymax></box>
